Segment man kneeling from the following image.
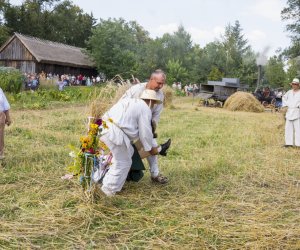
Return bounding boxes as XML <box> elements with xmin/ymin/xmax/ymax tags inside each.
<box><xmin>100</xmin><ymin>89</ymin><xmax>170</xmax><ymax>196</ymax></box>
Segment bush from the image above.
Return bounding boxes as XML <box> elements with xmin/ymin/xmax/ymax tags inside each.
<box><xmin>7</xmin><ymin>85</ymin><xmax>109</xmax><ymax>109</ymax></box>
<box><xmin>0</xmin><ymin>67</ymin><xmax>23</xmax><ymax>93</ymax></box>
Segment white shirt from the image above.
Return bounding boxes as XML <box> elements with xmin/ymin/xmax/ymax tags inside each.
<box><xmin>121</xmin><ymin>82</ymin><xmax>164</xmax><ymax>124</ymax></box>
<box><xmin>103</xmin><ymin>98</ymin><xmax>153</xmax><ymax>151</ymax></box>
<box><xmin>282</xmin><ymin>90</ymin><xmax>300</xmax><ymax>120</ymax></box>
<box><xmin>0</xmin><ymin>88</ymin><xmax>10</xmax><ymax>112</ymax></box>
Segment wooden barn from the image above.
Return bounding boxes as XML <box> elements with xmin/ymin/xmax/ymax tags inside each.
<box><xmin>0</xmin><ymin>33</ymin><xmax>97</xmax><ymax>76</ymax></box>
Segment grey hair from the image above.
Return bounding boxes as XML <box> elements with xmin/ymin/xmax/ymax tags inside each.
<box><xmin>151</xmin><ymin>69</ymin><xmax>166</xmax><ymax>80</ymax></box>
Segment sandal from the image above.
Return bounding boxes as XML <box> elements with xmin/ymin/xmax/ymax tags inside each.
<box><xmin>151</xmin><ymin>174</ymin><xmax>168</xmax><ymax>184</ymax></box>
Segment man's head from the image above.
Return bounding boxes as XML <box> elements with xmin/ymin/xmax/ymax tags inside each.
<box><xmin>146</xmin><ymin>69</ymin><xmax>166</xmax><ymax>92</ymax></box>
<box><xmin>140</xmin><ymin>89</ymin><xmax>162</xmax><ymax>109</ymax></box>
<box><xmin>291</xmin><ymin>78</ymin><xmax>300</xmax><ymax>90</ymax></box>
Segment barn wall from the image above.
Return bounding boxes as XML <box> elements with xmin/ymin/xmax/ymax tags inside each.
<box><xmin>0</xmin><ymin>37</ymin><xmax>34</xmax><ymax>60</ymax></box>
<box><xmin>0</xmin><ymin>60</ymin><xmax>36</xmax><ymax>73</ymax></box>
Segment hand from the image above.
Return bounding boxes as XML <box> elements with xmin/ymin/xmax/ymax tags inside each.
<box><xmin>149</xmin><ymin>147</ymin><xmax>159</xmax><ymax>155</ymax></box>
<box><xmin>5</xmin><ymin>117</ymin><xmax>11</xmax><ymax>126</ymax></box>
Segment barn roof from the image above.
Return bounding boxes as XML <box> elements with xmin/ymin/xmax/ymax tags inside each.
<box><xmin>0</xmin><ymin>33</ymin><xmax>95</xmax><ymax>68</ymax></box>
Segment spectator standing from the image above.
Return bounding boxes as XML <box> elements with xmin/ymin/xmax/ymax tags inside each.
<box><xmin>0</xmin><ymin>88</ymin><xmax>11</xmax><ymax>159</ymax></box>
<box><xmin>282</xmin><ymin>78</ymin><xmax>300</xmax><ymax>147</ymax></box>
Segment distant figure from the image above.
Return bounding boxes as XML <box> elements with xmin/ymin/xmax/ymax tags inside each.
<box><xmin>261</xmin><ymin>87</ymin><xmax>275</xmax><ymax>105</ymax></box>
<box><xmin>0</xmin><ymin>88</ymin><xmax>11</xmax><ymax>159</ymax></box>
<box><xmin>282</xmin><ymin>78</ymin><xmax>300</xmax><ymax>147</ymax></box>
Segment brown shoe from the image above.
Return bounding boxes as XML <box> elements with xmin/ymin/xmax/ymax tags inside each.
<box><xmin>151</xmin><ymin>174</ymin><xmax>168</xmax><ymax>184</ymax></box>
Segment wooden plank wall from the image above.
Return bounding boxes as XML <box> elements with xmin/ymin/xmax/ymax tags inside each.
<box><xmin>0</xmin><ymin>37</ymin><xmax>34</xmax><ymax>60</ymax></box>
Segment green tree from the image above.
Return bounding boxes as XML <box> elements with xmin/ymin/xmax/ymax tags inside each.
<box><xmin>161</xmin><ymin>25</ymin><xmax>192</xmax><ymax>64</ymax></box>
<box><xmin>281</xmin><ymin>0</ymin><xmax>300</xmax><ymax>58</ymax></box>
<box><xmin>286</xmin><ymin>58</ymin><xmax>300</xmax><ymax>88</ymax></box>
<box><xmin>3</xmin><ymin>0</ymin><xmax>95</xmax><ymax>47</ymax></box>
<box><xmin>165</xmin><ymin>59</ymin><xmax>188</xmax><ymax>85</ymax></box>
<box><xmin>264</xmin><ymin>56</ymin><xmax>286</xmax><ymax>88</ymax></box>
<box><xmin>208</xmin><ymin>66</ymin><xmax>224</xmax><ymax>81</ymax></box>
<box><xmin>87</xmin><ymin>18</ymin><xmax>149</xmax><ymax>79</ymax></box>
<box><xmin>48</xmin><ymin>0</ymin><xmax>95</xmax><ymax>47</ymax></box>
<box><xmin>221</xmin><ymin>21</ymin><xmax>252</xmax><ymax>76</ymax></box>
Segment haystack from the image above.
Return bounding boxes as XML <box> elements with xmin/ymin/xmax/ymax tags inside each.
<box><xmin>224</xmin><ymin>91</ymin><xmax>264</xmax><ymax>113</ymax></box>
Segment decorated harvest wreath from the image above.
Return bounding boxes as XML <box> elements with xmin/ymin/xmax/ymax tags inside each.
<box><xmin>64</xmin><ymin>118</ymin><xmax>113</xmax><ymax>191</ymax></box>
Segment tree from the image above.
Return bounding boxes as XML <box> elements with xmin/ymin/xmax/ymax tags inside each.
<box><xmin>221</xmin><ymin>21</ymin><xmax>252</xmax><ymax>76</ymax></box>
<box><xmin>281</xmin><ymin>0</ymin><xmax>300</xmax><ymax>58</ymax></box>
<box><xmin>3</xmin><ymin>0</ymin><xmax>95</xmax><ymax>47</ymax></box>
<box><xmin>165</xmin><ymin>59</ymin><xmax>188</xmax><ymax>85</ymax></box>
<box><xmin>48</xmin><ymin>0</ymin><xmax>96</xmax><ymax>47</ymax></box>
<box><xmin>159</xmin><ymin>25</ymin><xmax>193</xmax><ymax>71</ymax></box>
<box><xmin>264</xmin><ymin>56</ymin><xmax>286</xmax><ymax>88</ymax></box>
<box><xmin>208</xmin><ymin>66</ymin><xmax>223</xmax><ymax>81</ymax></box>
<box><xmin>87</xmin><ymin>18</ymin><xmax>149</xmax><ymax>79</ymax></box>
<box><xmin>286</xmin><ymin>58</ymin><xmax>300</xmax><ymax>88</ymax></box>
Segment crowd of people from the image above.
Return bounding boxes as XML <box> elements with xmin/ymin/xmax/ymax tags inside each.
<box><xmin>23</xmin><ymin>71</ymin><xmax>106</xmax><ymax>91</ymax></box>
<box><xmin>172</xmin><ymin>82</ymin><xmax>199</xmax><ymax>96</ymax></box>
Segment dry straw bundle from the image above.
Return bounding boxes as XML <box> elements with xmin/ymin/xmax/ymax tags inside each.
<box><xmin>224</xmin><ymin>91</ymin><xmax>264</xmax><ymax>113</ymax></box>
<box><xmin>89</xmin><ymin>82</ymin><xmax>174</xmax><ymax>121</ymax></box>
<box><xmin>162</xmin><ymin>85</ymin><xmax>174</xmax><ymax>107</ymax></box>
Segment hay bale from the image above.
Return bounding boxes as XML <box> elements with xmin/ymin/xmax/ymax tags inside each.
<box><xmin>224</xmin><ymin>91</ymin><xmax>264</xmax><ymax>113</ymax></box>
<box><xmin>162</xmin><ymin>85</ymin><xmax>174</xmax><ymax>107</ymax></box>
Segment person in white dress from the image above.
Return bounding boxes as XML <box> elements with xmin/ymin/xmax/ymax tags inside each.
<box><xmin>282</xmin><ymin>78</ymin><xmax>300</xmax><ymax>147</ymax></box>
<box><xmin>120</xmin><ymin>69</ymin><xmax>170</xmax><ymax>184</ymax></box>
<box><xmin>100</xmin><ymin>89</ymin><xmax>170</xmax><ymax>196</ymax></box>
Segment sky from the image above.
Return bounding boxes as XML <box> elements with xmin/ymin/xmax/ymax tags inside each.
<box><xmin>9</xmin><ymin>0</ymin><xmax>291</xmax><ymax>58</ymax></box>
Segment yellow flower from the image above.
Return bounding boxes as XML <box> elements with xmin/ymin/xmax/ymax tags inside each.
<box><xmin>99</xmin><ymin>140</ymin><xmax>108</xmax><ymax>151</ymax></box>
<box><xmin>108</xmin><ymin>118</ymin><xmax>114</xmax><ymax>123</ymax></box>
<box><xmin>102</xmin><ymin>121</ymin><xmax>108</xmax><ymax>129</ymax></box>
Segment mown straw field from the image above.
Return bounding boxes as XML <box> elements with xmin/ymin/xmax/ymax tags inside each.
<box><xmin>0</xmin><ymin>96</ymin><xmax>299</xmax><ymax>249</ymax></box>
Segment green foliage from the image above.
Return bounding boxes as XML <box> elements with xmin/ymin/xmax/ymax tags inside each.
<box><xmin>87</xmin><ymin>18</ymin><xmax>149</xmax><ymax>79</ymax></box>
<box><xmin>166</xmin><ymin>59</ymin><xmax>188</xmax><ymax>85</ymax></box>
<box><xmin>0</xmin><ymin>67</ymin><xmax>23</xmax><ymax>93</ymax></box>
<box><xmin>281</xmin><ymin>0</ymin><xmax>300</xmax><ymax>58</ymax></box>
<box><xmin>264</xmin><ymin>56</ymin><xmax>286</xmax><ymax>88</ymax></box>
<box><xmin>286</xmin><ymin>58</ymin><xmax>300</xmax><ymax>88</ymax></box>
<box><xmin>7</xmin><ymin>86</ymin><xmax>104</xmax><ymax>109</ymax></box>
<box><xmin>208</xmin><ymin>66</ymin><xmax>224</xmax><ymax>81</ymax></box>
<box><xmin>3</xmin><ymin>0</ymin><xmax>95</xmax><ymax>47</ymax></box>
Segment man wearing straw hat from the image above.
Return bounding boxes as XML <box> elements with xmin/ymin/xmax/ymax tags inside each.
<box><xmin>100</xmin><ymin>89</ymin><xmax>171</xmax><ymax>196</ymax></box>
<box><xmin>282</xmin><ymin>78</ymin><xmax>300</xmax><ymax>147</ymax></box>
<box><xmin>120</xmin><ymin>69</ymin><xmax>170</xmax><ymax>184</ymax></box>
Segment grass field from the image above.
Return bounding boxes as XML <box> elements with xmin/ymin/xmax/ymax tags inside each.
<box><xmin>0</xmin><ymin>96</ymin><xmax>299</xmax><ymax>249</ymax></box>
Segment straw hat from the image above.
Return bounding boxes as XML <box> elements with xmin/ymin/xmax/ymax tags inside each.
<box><xmin>140</xmin><ymin>89</ymin><xmax>162</xmax><ymax>104</ymax></box>
<box><xmin>291</xmin><ymin>78</ymin><xmax>300</xmax><ymax>84</ymax></box>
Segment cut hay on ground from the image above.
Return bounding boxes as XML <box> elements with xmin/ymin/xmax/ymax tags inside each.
<box><xmin>224</xmin><ymin>91</ymin><xmax>264</xmax><ymax>113</ymax></box>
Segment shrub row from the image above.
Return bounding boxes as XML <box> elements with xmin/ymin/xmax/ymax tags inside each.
<box><xmin>0</xmin><ymin>67</ymin><xmax>23</xmax><ymax>93</ymax></box>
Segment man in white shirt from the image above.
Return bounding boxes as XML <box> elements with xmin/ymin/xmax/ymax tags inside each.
<box><xmin>282</xmin><ymin>78</ymin><xmax>300</xmax><ymax>147</ymax></box>
<box><xmin>0</xmin><ymin>88</ymin><xmax>11</xmax><ymax>159</ymax></box>
<box><xmin>100</xmin><ymin>89</ymin><xmax>170</xmax><ymax>196</ymax></box>
<box><xmin>120</xmin><ymin>70</ymin><xmax>170</xmax><ymax>184</ymax></box>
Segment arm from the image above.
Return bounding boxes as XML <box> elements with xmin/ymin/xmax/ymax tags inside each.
<box><xmin>282</xmin><ymin>91</ymin><xmax>289</xmax><ymax>107</ymax></box>
<box><xmin>1</xmin><ymin>90</ymin><xmax>11</xmax><ymax>125</ymax></box>
<box><xmin>4</xmin><ymin>110</ymin><xmax>11</xmax><ymax>126</ymax></box>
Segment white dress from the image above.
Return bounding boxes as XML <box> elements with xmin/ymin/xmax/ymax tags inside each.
<box><xmin>282</xmin><ymin>90</ymin><xmax>300</xmax><ymax>146</ymax></box>
<box><xmin>120</xmin><ymin>82</ymin><xmax>164</xmax><ymax>177</ymax></box>
<box><xmin>100</xmin><ymin>98</ymin><xmax>153</xmax><ymax>195</ymax></box>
